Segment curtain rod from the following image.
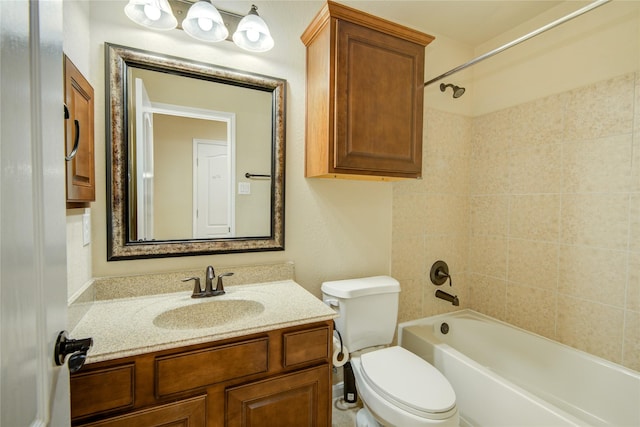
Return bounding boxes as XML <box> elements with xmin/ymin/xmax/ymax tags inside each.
<box><xmin>424</xmin><ymin>0</ymin><xmax>612</xmax><ymax>87</ymax></box>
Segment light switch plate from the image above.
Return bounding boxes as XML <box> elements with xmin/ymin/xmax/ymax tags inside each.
<box><xmin>82</xmin><ymin>212</ymin><xmax>91</xmax><ymax>246</ymax></box>
<box><xmin>238</xmin><ymin>182</ymin><xmax>251</xmax><ymax>195</ymax></box>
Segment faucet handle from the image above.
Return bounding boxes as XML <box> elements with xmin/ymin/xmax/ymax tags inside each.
<box><xmin>182</xmin><ymin>277</ymin><xmax>203</xmax><ymax>298</ymax></box>
<box><xmin>214</xmin><ymin>272</ymin><xmax>234</xmax><ymax>295</ymax></box>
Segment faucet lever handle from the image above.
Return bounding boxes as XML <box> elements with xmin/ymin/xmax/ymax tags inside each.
<box><xmin>214</xmin><ymin>272</ymin><xmax>234</xmax><ymax>295</ymax></box>
<box><xmin>182</xmin><ymin>277</ymin><xmax>203</xmax><ymax>297</ymax></box>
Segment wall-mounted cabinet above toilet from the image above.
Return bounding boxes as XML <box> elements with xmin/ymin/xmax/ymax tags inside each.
<box><xmin>301</xmin><ymin>1</ymin><xmax>434</xmax><ymax>181</ymax></box>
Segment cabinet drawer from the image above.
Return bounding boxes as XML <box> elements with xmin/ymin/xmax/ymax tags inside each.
<box><xmin>71</xmin><ymin>363</ymin><xmax>134</xmax><ymax>419</ymax></box>
<box><xmin>283</xmin><ymin>326</ymin><xmax>330</xmax><ymax>367</ymax></box>
<box><xmin>156</xmin><ymin>338</ymin><xmax>268</xmax><ymax>397</ymax></box>
<box><xmin>80</xmin><ymin>395</ymin><xmax>206</xmax><ymax>427</ymax></box>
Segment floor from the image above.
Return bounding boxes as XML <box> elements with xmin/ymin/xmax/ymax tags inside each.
<box><xmin>332</xmin><ymin>397</ymin><xmax>361</xmax><ymax>427</ymax></box>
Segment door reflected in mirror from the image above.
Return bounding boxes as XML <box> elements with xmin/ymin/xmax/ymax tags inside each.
<box><xmin>129</xmin><ymin>68</ymin><xmax>272</xmax><ymax>242</ymax></box>
<box><xmin>106</xmin><ymin>43</ymin><xmax>285</xmax><ymax>259</ymax></box>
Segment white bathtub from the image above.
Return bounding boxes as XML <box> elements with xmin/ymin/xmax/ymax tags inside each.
<box><xmin>398</xmin><ymin>309</ymin><xmax>640</xmax><ymax>427</ymax></box>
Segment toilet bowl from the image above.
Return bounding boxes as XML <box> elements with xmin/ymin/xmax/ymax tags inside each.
<box><xmin>351</xmin><ymin>346</ymin><xmax>458</xmax><ymax>427</ymax></box>
<box><xmin>321</xmin><ymin>276</ymin><xmax>459</xmax><ymax>427</ymax></box>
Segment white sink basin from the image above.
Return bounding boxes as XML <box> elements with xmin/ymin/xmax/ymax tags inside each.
<box><xmin>153</xmin><ymin>299</ymin><xmax>265</xmax><ymax>330</ymax></box>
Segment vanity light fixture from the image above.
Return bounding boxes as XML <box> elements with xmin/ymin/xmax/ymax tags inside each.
<box><xmin>232</xmin><ymin>5</ymin><xmax>274</xmax><ymax>53</ymax></box>
<box><xmin>123</xmin><ymin>0</ymin><xmax>274</xmax><ymax>52</ymax></box>
<box><xmin>124</xmin><ymin>0</ymin><xmax>178</xmax><ymax>30</ymax></box>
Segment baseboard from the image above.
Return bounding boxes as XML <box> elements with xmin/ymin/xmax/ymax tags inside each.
<box><xmin>333</xmin><ymin>381</ymin><xmax>344</xmax><ymax>400</ymax></box>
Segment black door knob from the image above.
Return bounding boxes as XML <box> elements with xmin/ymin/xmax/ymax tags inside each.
<box><xmin>54</xmin><ymin>330</ymin><xmax>93</xmax><ymax>373</ymax></box>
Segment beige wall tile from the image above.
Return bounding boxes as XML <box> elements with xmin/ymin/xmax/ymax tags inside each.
<box><xmin>506</xmin><ymin>284</ymin><xmax>557</xmax><ymax>339</ymax></box>
<box><xmin>470</xmin><ymin>195</ymin><xmax>509</xmax><ymax>236</ymax></box>
<box><xmin>560</xmin><ymin>193</ymin><xmax>630</xmax><ymax>250</ymax></box>
<box><xmin>632</xmin><ymin>133</ymin><xmax>640</xmax><ymax>193</ymax></box>
<box><xmin>630</xmin><ymin>194</ymin><xmax>640</xmax><ymax>252</ymax></box>
<box><xmin>509</xmin><ymin>194</ymin><xmax>561</xmax><ymax>241</ymax></box>
<box><xmin>623</xmin><ymin>309</ymin><xmax>640</xmax><ymax>371</ymax></box>
<box><xmin>627</xmin><ymin>252</ymin><xmax>640</xmax><ymax>312</ymax></box>
<box><xmin>468</xmin><ymin>273</ymin><xmax>506</xmax><ymax>320</ymax></box>
<box><xmin>557</xmin><ymin>296</ymin><xmax>624</xmax><ymax>363</ymax></box>
<box><xmin>424</xmin><ymin>194</ymin><xmax>468</xmax><ymax>235</ymax></box>
<box><xmin>392</xmin><ymin>193</ymin><xmax>429</xmax><ymax>236</ymax></box>
<box><xmin>391</xmin><ymin>232</ymin><xmax>424</xmax><ymax>281</ymax></box>
<box><xmin>508</xmin><ymin>238</ymin><xmax>559</xmax><ymax>290</ymax></box>
<box><xmin>397</xmin><ymin>278</ymin><xmax>423</xmax><ymax>324</ymax></box>
<box><xmin>425</xmin><ymin>108</ymin><xmax>472</xmax><ymax>156</ymax></box>
<box><xmin>563</xmin><ymin>134</ymin><xmax>633</xmax><ymax>193</ymax></box>
<box><xmin>634</xmin><ymin>72</ymin><xmax>640</xmax><ymax>134</ymax></box>
<box><xmin>509</xmin><ymin>143</ymin><xmax>562</xmax><ymax>194</ymax></box>
<box><xmin>469</xmin><ymin>149</ymin><xmax>510</xmax><ymax>195</ymax></box>
<box><xmin>564</xmin><ymin>73</ymin><xmax>635</xmax><ymax>141</ymax></box>
<box><xmin>472</xmin><ymin>109</ymin><xmax>513</xmax><ymax>156</ymax></box>
<box><xmin>468</xmin><ymin>235</ymin><xmax>508</xmax><ymax>279</ymax></box>
<box><xmin>422</xmin><ymin>152</ymin><xmax>470</xmax><ymax>195</ymax></box>
<box><xmin>509</xmin><ymin>93</ymin><xmax>568</xmax><ymax>149</ymax></box>
<box><xmin>558</xmin><ymin>245</ymin><xmax>628</xmax><ymax>307</ymax></box>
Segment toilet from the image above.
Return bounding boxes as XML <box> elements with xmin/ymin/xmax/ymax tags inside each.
<box><xmin>322</xmin><ymin>276</ymin><xmax>459</xmax><ymax>427</ymax></box>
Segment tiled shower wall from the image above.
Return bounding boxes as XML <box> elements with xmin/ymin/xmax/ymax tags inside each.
<box><xmin>392</xmin><ymin>72</ymin><xmax>640</xmax><ymax>372</ymax></box>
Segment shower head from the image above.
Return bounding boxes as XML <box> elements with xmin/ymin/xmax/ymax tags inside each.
<box><xmin>440</xmin><ymin>83</ymin><xmax>465</xmax><ymax>98</ymax></box>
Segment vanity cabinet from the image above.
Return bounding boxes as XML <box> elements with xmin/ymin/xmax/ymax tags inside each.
<box><xmin>301</xmin><ymin>1</ymin><xmax>434</xmax><ymax>180</ymax></box>
<box><xmin>64</xmin><ymin>54</ymin><xmax>95</xmax><ymax>207</ymax></box>
<box><xmin>70</xmin><ymin>321</ymin><xmax>332</xmax><ymax>427</ymax></box>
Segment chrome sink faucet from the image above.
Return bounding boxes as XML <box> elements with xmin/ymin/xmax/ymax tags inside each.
<box><xmin>182</xmin><ymin>266</ymin><xmax>233</xmax><ymax>298</ymax></box>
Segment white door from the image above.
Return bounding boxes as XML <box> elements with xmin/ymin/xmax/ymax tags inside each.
<box><xmin>193</xmin><ymin>140</ymin><xmax>235</xmax><ymax>238</ymax></box>
<box><xmin>1</xmin><ymin>1</ymin><xmax>70</xmax><ymax>426</ymax></box>
<box><xmin>134</xmin><ymin>78</ymin><xmax>154</xmax><ymax>240</ymax></box>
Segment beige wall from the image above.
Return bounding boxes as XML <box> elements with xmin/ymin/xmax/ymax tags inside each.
<box><xmin>64</xmin><ymin>1</ymin><xmax>639</xmax><ymax>371</ymax></box>
<box><xmin>65</xmin><ymin>1</ymin><xmax>399</xmax><ymax>301</ymax></box>
<box><xmin>392</xmin><ymin>1</ymin><xmax>640</xmax><ymax>371</ymax></box>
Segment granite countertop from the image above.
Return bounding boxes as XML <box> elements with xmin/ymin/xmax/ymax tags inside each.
<box><xmin>71</xmin><ymin>280</ymin><xmax>337</xmax><ymax>364</ymax></box>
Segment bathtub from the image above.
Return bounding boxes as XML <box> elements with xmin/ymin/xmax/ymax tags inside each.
<box><xmin>398</xmin><ymin>309</ymin><xmax>640</xmax><ymax>427</ymax></box>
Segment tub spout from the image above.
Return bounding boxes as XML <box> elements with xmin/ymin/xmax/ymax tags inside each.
<box><xmin>435</xmin><ymin>289</ymin><xmax>459</xmax><ymax>306</ymax></box>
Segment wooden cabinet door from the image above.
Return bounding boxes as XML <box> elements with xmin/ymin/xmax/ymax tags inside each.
<box><xmin>226</xmin><ymin>365</ymin><xmax>331</xmax><ymax>427</ymax></box>
<box><xmin>80</xmin><ymin>396</ymin><xmax>206</xmax><ymax>427</ymax></box>
<box><xmin>333</xmin><ymin>19</ymin><xmax>424</xmax><ymax>177</ymax></box>
<box><xmin>64</xmin><ymin>55</ymin><xmax>95</xmax><ymax>205</ymax></box>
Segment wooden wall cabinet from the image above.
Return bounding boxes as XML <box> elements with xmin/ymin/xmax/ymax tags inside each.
<box><xmin>70</xmin><ymin>321</ymin><xmax>332</xmax><ymax>427</ymax></box>
<box><xmin>301</xmin><ymin>1</ymin><xmax>434</xmax><ymax>181</ymax></box>
<box><xmin>64</xmin><ymin>55</ymin><xmax>95</xmax><ymax>207</ymax></box>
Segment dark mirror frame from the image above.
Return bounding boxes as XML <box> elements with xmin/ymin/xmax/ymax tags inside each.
<box><xmin>105</xmin><ymin>43</ymin><xmax>286</xmax><ymax>260</ymax></box>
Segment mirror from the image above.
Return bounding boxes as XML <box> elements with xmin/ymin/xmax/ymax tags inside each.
<box><xmin>106</xmin><ymin>43</ymin><xmax>286</xmax><ymax>260</ymax></box>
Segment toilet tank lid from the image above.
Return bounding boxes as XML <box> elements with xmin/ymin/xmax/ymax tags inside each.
<box><xmin>321</xmin><ymin>276</ymin><xmax>400</xmax><ymax>298</ymax></box>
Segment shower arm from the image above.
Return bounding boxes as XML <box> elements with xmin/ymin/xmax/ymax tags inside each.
<box><xmin>424</xmin><ymin>0</ymin><xmax>611</xmax><ymax>87</ymax></box>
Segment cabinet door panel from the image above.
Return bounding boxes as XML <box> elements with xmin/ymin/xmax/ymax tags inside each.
<box><xmin>226</xmin><ymin>365</ymin><xmax>330</xmax><ymax>427</ymax></box>
<box><xmin>334</xmin><ymin>20</ymin><xmax>423</xmax><ymax>175</ymax></box>
<box><xmin>64</xmin><ymin>55</ymin><xmax>95</xmax><ymax>203</ymax></box>
<box><xmin>80</xmin><ymin>395</ymin><xmax>206</xmax><ymax>427</ymax></box>
<box><xmin>70</xmin><ymin>364</ymin><xmax>134</xmax><ymax>419</ymax></box>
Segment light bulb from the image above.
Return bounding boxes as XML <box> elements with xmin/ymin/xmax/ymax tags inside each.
<box><xmin>143</xmin><ymin>4</ymin><xmax>161</xmax><ymax>21</ymax></box>
<box><xmin>246</xmin><ymin>28</ymin><xmax>260</xmax><ymax>42</ymax></box>
<box><xmin>197</xmin><ymin>17</ymin><xmax>213</xmax><ymax>32</ymax></box>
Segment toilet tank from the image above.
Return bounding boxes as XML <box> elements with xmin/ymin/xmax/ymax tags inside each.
<box><xmin>321</xmin><ymin>276</ymin><xmax>400</xmax><ymax>352</ymax></box>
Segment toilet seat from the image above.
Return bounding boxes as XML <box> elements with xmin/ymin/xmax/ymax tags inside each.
<box><xmin>359</xmin><ymin>346</ymin><xmax>457</xmax><ymax>420</ymax></box>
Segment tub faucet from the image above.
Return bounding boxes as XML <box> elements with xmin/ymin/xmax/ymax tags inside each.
<box><xmin>435</xmin><ymin>289</ymin><xmax>459</xmax><ymax>306</ymax></box>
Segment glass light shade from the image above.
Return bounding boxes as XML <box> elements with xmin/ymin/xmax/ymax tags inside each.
<box><xmin>232</xmin><ymin>5</ymin><xmax>274</xmax><ymax>52</ymax></box>
<box><xmin>124</xmin><ymin>0</ymin><xmax>177</xmax><ymax>30</ymax></box>
<box><xmin>182</xmin><ymin>1</ymin><xmax>229</xmax><ymax>42</ymax></box>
